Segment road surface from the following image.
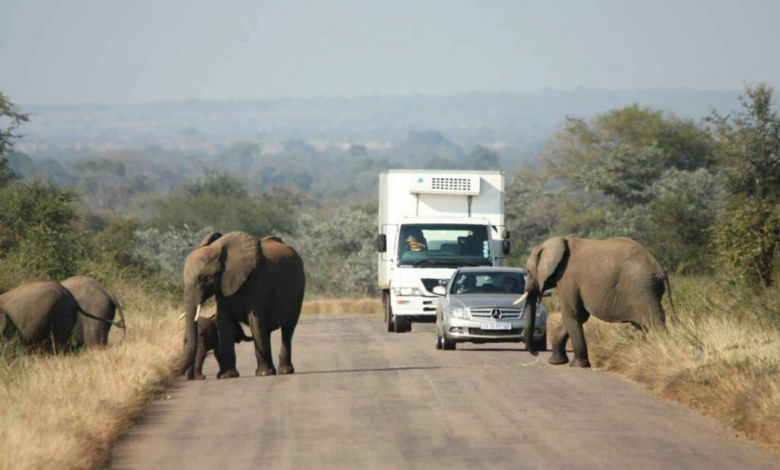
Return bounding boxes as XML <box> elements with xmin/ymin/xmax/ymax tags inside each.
<box><xmin>111</xmin><ymin>314</ymin><xmax>779</xmax><ymax>470</ymax></box>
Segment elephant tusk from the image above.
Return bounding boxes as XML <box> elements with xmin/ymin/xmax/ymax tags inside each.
<box><xmin>177</xmin><ymin>312</ymin><xmax>186</xmax><ymax>321</ymax></box>
<box><xmin>513</xmin><ymin>292</ymin><xmax>528</xmax><ymax>305</ymax></box>
<box><xmin>194</xmin><ymin>304</ymin><xmax>202</xmax><ymax>322</ymax></box>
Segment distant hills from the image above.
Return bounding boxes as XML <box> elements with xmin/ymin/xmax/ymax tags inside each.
<box><xmin>19</xmin><ymin>88</ymin><xmax>741</xmax><ymax>153</ymax></box>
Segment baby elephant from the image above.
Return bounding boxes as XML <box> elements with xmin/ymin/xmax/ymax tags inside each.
<box><xmin>185</xmin><ymin>315</ymin><xmax>253</xmax><ymax>380</ymax></box>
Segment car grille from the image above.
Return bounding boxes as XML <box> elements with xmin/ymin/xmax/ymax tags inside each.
<box><xmin>468</xmin><ymin>328</ymin><xmax>522</xmax><ymax>336</ymax></box>
<box><xmin>470</xmin><ymin>308</ymin><xmax>522</xmax><ymax>319</ymax></box>
<box><xmin>421</xmin><ymin>278</ymin><xmax>447</xmax><ymax>293</ymax></box>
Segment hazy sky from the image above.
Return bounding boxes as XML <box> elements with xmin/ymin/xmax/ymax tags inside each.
<box><xmin>2</xmin><ymin>0</ymin><xmax>779</xmax><ymax>104</ymax></box>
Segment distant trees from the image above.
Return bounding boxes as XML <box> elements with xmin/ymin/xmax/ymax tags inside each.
<box><xmin>1</xmin><ymin>92</ymin><xmax>29</xmax><ymax>186</ymax></box>
<box><xmin>707</xmin><ymin>84</ymin><xmax>780</xmax><ymax>287</ymax></box>
<box><xmin>151</xmin><ymin>170</ymin><xmax>302</xmax><ymax>238</ymax></box>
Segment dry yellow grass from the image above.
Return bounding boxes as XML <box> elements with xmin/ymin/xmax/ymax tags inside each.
<box><xmin>0</xmin><ymin>279</ymin><xmax>181</xmax><ymax>470</ymax></box>
<box><xmin>547</xmin><ymin>276</ymin><xmax>780</xmax><ymax>455</ymax></box>
<box><xmin>301</xmin><ymin>297</ymin><xmax>382</xmax><ymax>315</ymax></box>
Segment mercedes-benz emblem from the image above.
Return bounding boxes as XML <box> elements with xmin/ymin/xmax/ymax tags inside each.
<box><xmin>491</xmin><ymin>308</ymin><xmax>502</xmax><ymax>319</ymax></box>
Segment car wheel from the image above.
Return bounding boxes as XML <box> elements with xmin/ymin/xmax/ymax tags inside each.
<box><xmin>435</xmin><ymin>331</ymin><xmax>443</xmax><ymax>350</ymax></box>
<box><xmin>442</xmin><ymin>333</ymin><xmax>456</xmax><ymax>350</ymax></box>
<box><xmin>532</xmin><ymin>332</ymin><xmax>548</xmax><ymax>352</ymax></box>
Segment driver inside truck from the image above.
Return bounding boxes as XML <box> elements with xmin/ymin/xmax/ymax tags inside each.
<box><xmin>405</xmin><ymin>228</ymin><xmax>427</xmax><ymax>252</ymax></box>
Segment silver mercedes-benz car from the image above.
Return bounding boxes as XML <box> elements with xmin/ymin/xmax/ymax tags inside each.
<box><xmin>432</xmin><ymin>267</ymin><xmax>550</xmax><ymax>351</ymax></box>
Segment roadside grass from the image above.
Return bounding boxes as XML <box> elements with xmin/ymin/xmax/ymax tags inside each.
<box><xmin>302</xmin><ymin>297</ymin><xmax>381</xmax><ymax>315</ymax></box>
<box><xmin>547</xmin><ymin>275</ymin><xmax>780</xmax><ymax>454</ymax></box>
<box><xmin>0</xmin><ymin>278</ymin><xmax>181</xmax><ymax>470</ymax></box>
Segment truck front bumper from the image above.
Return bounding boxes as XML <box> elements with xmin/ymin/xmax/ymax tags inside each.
<box><xmin>392</xmin><ymin>295</ymin><xmax>439</xmax><ymax>317</ymax></box>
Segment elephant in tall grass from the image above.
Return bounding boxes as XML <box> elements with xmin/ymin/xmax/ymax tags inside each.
<box><xmin>61</xmin><ymin>276</ymin><xmax>126</xmax><ymax>346</ymax></box>
<box><xmin>180</xmin><ymin>233</ymin><xmax>305</xmax><ymax>379</ymax></box>
<box><xmin>517</xmin><ymin>236</ymin><xmax>673</xmax><ymax>367</ymax></box>
<box><xmin>0</xmin><ymin>281</ymin><xmax>82</xmax><ymax>352</ymax></box>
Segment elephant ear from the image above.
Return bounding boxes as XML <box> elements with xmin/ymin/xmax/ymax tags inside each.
<box><xmin>527</xmin><ymin>237</ymin><xmax>568</xmax><ymax>292</ymax></box>
<box><xmin>197</xmin><ymin>232</ymin><xmax>223</xmax><ymax>248</ymax></box>
<box><xmin>218</xmin><ymin>232</ymin><xmax>262</xmax><ymax>297</ymax></box>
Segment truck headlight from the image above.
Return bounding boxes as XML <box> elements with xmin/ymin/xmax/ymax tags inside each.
<box><xmin>398</xmin><ymin>287</ymin><xmax>423</xmax><ymax>296</ymax></box>
<box><xmin>448</xmin><ymin>307</ymin><xmax>469</xmax><ymax>319</ymax></box>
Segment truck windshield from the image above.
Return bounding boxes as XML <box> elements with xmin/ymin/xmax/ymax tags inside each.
<box><xmin>397</xmin><ymin>224</ymin><xmax>492</xmax><ymax>266</ymax></box>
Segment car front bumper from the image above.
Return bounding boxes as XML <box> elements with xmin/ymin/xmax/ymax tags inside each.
<box><xmin>442</xmin><ymin>316</ymin><xmax>547</xmax><ymax>343</ymax></box>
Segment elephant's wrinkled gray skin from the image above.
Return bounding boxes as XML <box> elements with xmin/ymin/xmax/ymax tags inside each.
<box><xmin>181</xmin><ymin>233</ymin><xmax>305</xmax><ymax>379</ymax></box>
<box><xmin>61</xmin><ymin>276</ymin><xmax>126</xmax><ymax>347</ymax></box>
<box><xmin>522</xmin><ymin>236</ymin><xmax>673</xmax><ymax>368</ymax></box>
<box><xmin>0</xmin><ymin>280</ymin><xmax>81</xmax><ymax>352</ymax></box>
<box><xmin>184</xmin><ymin>315</ymin><xmax>253</xmax><ymax>380</ymax></box>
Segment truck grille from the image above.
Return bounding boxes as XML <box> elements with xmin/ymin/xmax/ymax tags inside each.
<box><xmin>421</xmin><ymin>278</ymin><xmax>447</xmax><ymax>293</ymax></box>
<box><xmin>470</xmin><ymin>308</ymin><xmax>522</xmax><ymax>319</ymax></box>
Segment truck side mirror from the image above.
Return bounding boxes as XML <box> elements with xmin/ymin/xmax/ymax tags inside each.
<box><xmin>432</xmin><ymin>286</ymin><xmax>447</xmax><ymax>296</ymax></box>
<box><xmin>502</xmin><ymin>240</ymin><xmax>511</xmax><ymax>256</ymax></box>
<box><xmin>375</xmin><ymin>234</ymin><xmax>387</xmax><ymax>253</ymax></box>
<box><xmin>503</xmin><ymin>230</ymin><xmax>511</xmax><ymax>239</ymax></box>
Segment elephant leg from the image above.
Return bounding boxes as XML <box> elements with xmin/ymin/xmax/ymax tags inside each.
<box><xmin>248</xmin><ymin>313</ymin><xmax>276</xmax><ymax>376</ymax></box>
<box><xmin>564</xmin><ymin>299</ymin><xmax>591</xmax><ymax>368</ymax></box>
<box><xmin>278</xmin><ymin>324</ymin><xmax>296</xmax><ymax>375</ymax></box>
<box><xmin>215</xmin><ymin>313</ymin><xmax>239</xmax><ymax>379</ymax></box>
<box><xmin>548</xmin><ymin>320</ymin><xmax>570</xmax><ymax>365</ymax></box>
<box><xmin>192</xmin><ymin>335</ymin><xmax>207</xmax><ymax>380</ymax></box>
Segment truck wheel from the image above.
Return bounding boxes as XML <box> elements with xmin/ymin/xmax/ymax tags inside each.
<box><xmin>385</xmin><ymin>298</ymin><xmax>394</xmax><ymax>333</ymax></box>
<box><xmin>395</xmin><ymin>315</ymin><xmax>411</xmax><ymax>333</ymax></box>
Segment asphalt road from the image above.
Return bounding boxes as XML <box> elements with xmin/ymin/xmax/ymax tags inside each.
<box><xmin>110</xmin><ymin>314</ymin><xmax>780</xmax><ymax>470</ymax></box>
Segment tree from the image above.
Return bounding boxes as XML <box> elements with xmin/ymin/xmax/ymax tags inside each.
<box><xmin>0</xmin><ymin>92</ymin><xmax>29</xmax><ymax>187</ymax></box>
<box><xmin>707</xmin><ymin>83</ymin><xmax>780</xmax><ymax>287</ymax></box>
<box><xmin>544</xmin><ymin>105</ymin><xmax>715</xmax><ymax>207</ymax></box>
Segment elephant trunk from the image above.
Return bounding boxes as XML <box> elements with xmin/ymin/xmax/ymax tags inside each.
<box><xmin>523</xmin><ymin>292</ymin><xmax>539</xmax><ymax>356</ymax></box>
<box><xmin>181</xmin><ymin>287</ymin><xmax>202</xmax><ymax>376</ymax></box>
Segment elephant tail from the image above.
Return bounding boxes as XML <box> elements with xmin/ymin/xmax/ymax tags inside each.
<box><xmin>111</xmin><ymin>296</ymin><xmax>127</xmax><ymax>343</ymax></box>
<box><xmin>77</xmin><ymin>307</ymin><xmax>127</xmax><ymax>342</ymax></box>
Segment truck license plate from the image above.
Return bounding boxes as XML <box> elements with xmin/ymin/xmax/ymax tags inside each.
<box><xmin>481</xmin><ymin>322</ymin><xmax>512</xmax><ymax>330</ymax></box>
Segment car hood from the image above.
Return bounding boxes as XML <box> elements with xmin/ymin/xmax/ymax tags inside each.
<box><xmin>449</xmin><ymin>294</ymin><xmax>527</xmax><ymax>310</ymax></box>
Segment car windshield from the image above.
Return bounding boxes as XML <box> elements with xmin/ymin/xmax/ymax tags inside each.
<box><xmin>397</xmin><ymin>224</ymin><xmax>491</xmax><ymax>266</ymax></box>
<box><xmin>450</xmin><ymin>272</ymin><xmax>525</xmax><ymax>295</ymax></box>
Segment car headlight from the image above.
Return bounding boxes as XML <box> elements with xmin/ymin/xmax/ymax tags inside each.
<box><xmin>521</xmin><ymin>306</ymin><xmax>547</xmax><ymax>319</ymax></box>
<box><xmin>536</xmin><ymin>305</ymin><xmax>547</xmax><ymax>318</ymax></box>
<box><xmin>398</xmin><ymin>287</ymin><xmax>423</xmax><ymax>296</ymax></box>
<box><xmin>448</xmin><ymin>307</ymin><xmax>469</xmax><ymax>319</ymax></box>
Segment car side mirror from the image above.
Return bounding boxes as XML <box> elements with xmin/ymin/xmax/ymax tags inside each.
<box><xmin>542</xmin><ymin>290</ymin><xmax>552</xmax><ymax>298</ymax></box>
<box><xmin>432</xmin><ymin>286</ymin><xmax>447</xmax><ymax>296</ymax></box>
<box><xmin>501</xmin><ymin>240</ymin><xmax>511</xmax><ymax>256</ymax></box>
<box><xmin>375</xmin><ymin>234</ymin><xmax>387</xmax><ymax>253</ymax></box>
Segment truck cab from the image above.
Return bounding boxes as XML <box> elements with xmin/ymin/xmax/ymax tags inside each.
<box><xmin>376</xmin><ymin>170</ymin><xmax>509</xmax><ymax>333</ymax></box>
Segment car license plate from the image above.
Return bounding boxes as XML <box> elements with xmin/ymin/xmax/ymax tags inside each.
<box><xmin>481</xmin><ymin>322</ymin><xmax>512</xmax><ymax>330</ymax></box>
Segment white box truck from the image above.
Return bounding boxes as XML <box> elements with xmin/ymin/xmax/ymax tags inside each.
<box><xmin>376</xmin><ymin>169</ymin><xmax>510</xmax><ymax>333</ymax></box>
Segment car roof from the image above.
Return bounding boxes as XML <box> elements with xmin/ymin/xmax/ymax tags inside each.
<box><xmin>455</xmin><ymin>267</ymin><xmax>526</xmax><ymax>274</ymax></box>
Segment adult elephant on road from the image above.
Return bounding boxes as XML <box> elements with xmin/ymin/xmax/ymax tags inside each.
<box><xmin>180</xmin><ymin>233</ymin><xmax>305</xmax><ymax>379</ymax></box>
<box><xmin>62</xmin><ymin>276</ymin><xmax>126</xmax><ymax>346</ymax></box>
<box><xmin>0</xmin><ymin>280</ymin><xmax>81</xmax><ymax>352</ymax></box>
<box><xmin>517</xmin><ymin>236</ymin><xmax>672</xmax><ymax>367</ymax></box>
